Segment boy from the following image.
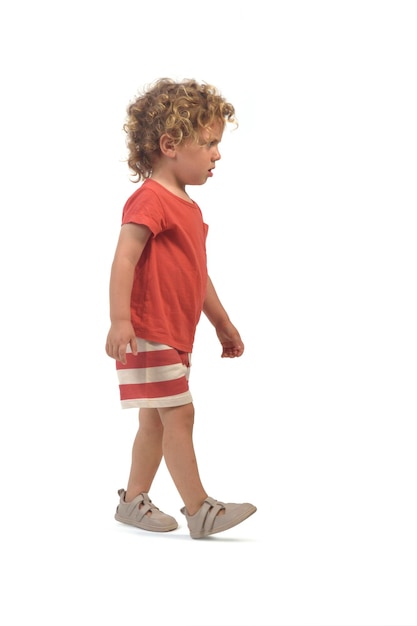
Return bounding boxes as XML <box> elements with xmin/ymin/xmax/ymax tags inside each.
<box><xmin>106</xmin><ymin>78</ymin><xmax>256</xmax><ymax>539</ymax></box>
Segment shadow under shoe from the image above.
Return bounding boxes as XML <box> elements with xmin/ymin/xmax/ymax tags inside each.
<box><xmin>115</xmin><ymin>489</ymin><xmax>178</xmax><ymax>532</ymax></box>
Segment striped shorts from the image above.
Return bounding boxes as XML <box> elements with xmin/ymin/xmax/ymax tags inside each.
<box><xmin>116</xmin><ymin>338</ymin><xmax>193</xmax><ymax>409</ymax></box>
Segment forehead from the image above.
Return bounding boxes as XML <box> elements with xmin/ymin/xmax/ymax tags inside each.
<box><xmin>199</xmin><ymin>120</ymin><xmax>224</xmax><ymax>140</ymax></box>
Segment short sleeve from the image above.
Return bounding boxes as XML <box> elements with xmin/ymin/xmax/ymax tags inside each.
<box><xmin>121</xmin><ymin>186</ymin><xmax>166</xmax><ymax>237</ymax></box>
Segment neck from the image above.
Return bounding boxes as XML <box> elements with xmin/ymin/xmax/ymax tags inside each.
<box><xmin>150</xmin><ymin>172</ymin><xmax>191</xmax><ymax>202</ymax></box>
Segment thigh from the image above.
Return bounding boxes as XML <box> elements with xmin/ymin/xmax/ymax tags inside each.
<box><xmin>139</xmin><ymin>407</ymin><xmax>162</xmax><ymax>428</ymax></box>
<box><xmin>158</xmin><ymin>403</ymin><xmax>195</xmax><ymax>430</ymax></box>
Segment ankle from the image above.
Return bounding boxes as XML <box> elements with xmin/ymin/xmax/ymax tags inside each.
<box><xmin>185</xmin><ymin>496</ymin><xmax>208</xmax><ymax>516</ymax></box>
<box><xmin>125</xmin><ymin>489</ymin><xmax>144</xmax><ymax>502</ymax></box>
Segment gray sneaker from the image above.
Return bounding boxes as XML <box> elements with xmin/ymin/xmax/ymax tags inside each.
<box><xmin>181</xmin><ymin>496</ymin><xmax>256</xmax><ymax>539</ymax></box>
<box><xmin>115</xmin><ymin>489</ymin><xmax>178</xmax><ymax>532</ymax></box>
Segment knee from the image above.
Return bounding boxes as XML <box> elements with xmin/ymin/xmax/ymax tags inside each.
<box><xmin>140</xmin><ymin>421</ymin><xmax>164</xmax><ymax>440</ymax></box>
<box><xmin>139</xmin><ymin>408</ymin><xmax>164</xmax><ymax>437</ymax></box>
<box><xmin>159</xmin><ymin>403</ymin><xmax>195</xmax><ymax>430</ymax></box>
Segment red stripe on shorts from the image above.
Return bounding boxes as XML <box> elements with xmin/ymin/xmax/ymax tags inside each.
<box><xmin>116</xmin><ymin>348</ymin><xmax>180</xmax><ymax>370</ymax></box>
<box><xmin>119</xmin><ymin>376</ymin><xmax>189</xmax><ymax>401</ymax></box>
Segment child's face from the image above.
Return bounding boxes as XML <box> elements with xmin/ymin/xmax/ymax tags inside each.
<box><xmin>174</xmin><ymin>121</ymin><xmax>224</xmax><ymax>186</ymax></box>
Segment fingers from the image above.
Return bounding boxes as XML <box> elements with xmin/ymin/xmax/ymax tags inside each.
<box><xmin>106</xmin><ymin>327</ymin><xmax>137</xmax><ymax>364</ymax></box>
<box><xmin>129</xmin><ymin>337</ymin><xmax>138</xmax><ymax>356</ymax></box>
<box><xmin>105</xmin><ymin>340</ymin><xmax>133</xmax><ymax>365</ymax></box>
<box><xmin>221</xmin><ymin>344</ymin><xmax>244</xmax><ymax>358</ymax></box>
<box><xmin>117</xmin><ymin>344</ymin><xmax>127</xmax><ymax>365</ymax></box>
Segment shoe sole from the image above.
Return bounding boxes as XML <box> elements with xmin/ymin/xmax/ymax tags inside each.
<box><xmin>114</xmin><ymin>513</ymin><xmax>178</xmax><ymax>532</ymax></box>
<box><xmin>190</xmin><ymin>505</ymin><xmax>257</xmax><ymax>539</ymax></box>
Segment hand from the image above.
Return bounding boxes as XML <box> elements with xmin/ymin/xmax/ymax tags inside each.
<box><xmin>216</xmin><ymin>322</ymin><xmax>245</xmax><ymax>358</ymax></box>
<box><xmin>105</xmin><ymin>320</ymin><xmax>138</xmax><ymax>364</ymax></box>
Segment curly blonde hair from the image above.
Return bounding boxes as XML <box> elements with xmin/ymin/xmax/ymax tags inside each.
<box><xmin>123</xmin><ymin>78</ymin><xmax>237</xmax><ymax>182</ymax></box>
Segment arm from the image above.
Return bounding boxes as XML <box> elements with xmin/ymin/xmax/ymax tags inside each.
<box><xmin>105</xmin><ymin>223</ymin><xmax>151</xmax><ymax>364</ymax></box>
<box><xmin>203</xmin><ymin>276</ymin><xmax>244</xmax><ymax>358</ymax></box>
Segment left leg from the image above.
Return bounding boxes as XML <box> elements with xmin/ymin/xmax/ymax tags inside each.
<box><xmin>158</xmin><ymin>402</ymin><xmax>208</xmax><ymax>515</ymax></box>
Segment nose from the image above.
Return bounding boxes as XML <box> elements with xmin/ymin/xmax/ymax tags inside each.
<box><xmin>213</xmin><ymin>146</ymin><xmax>221</xmax><ymax>161</ymax></box>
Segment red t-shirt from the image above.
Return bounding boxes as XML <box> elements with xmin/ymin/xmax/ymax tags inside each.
<box><xmin>121</xmin><ymin>178</ymin><xmax>208</xmax><ymax>353</ymax></box>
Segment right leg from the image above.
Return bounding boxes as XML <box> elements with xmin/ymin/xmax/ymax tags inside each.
<box><xmin>114</xmin><ymin>407</ymin><xmax>178</xmax><ymax>532</ymax></box>
<box><xmin>125</xmin><ymin>407</ymin><xmax>164</xmax><ymax>502</ymax></box>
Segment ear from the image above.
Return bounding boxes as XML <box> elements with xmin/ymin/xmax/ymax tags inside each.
<box><xmin>159</xmin><ymin>133</ymin><xmax>177</xmax><ymax>157</ymax></box>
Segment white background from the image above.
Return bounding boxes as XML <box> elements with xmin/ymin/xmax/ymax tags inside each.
<box><xmin>1</xmin><ymin>1</ymin><xmax>416</xmax><ymax>625</ymax></box>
